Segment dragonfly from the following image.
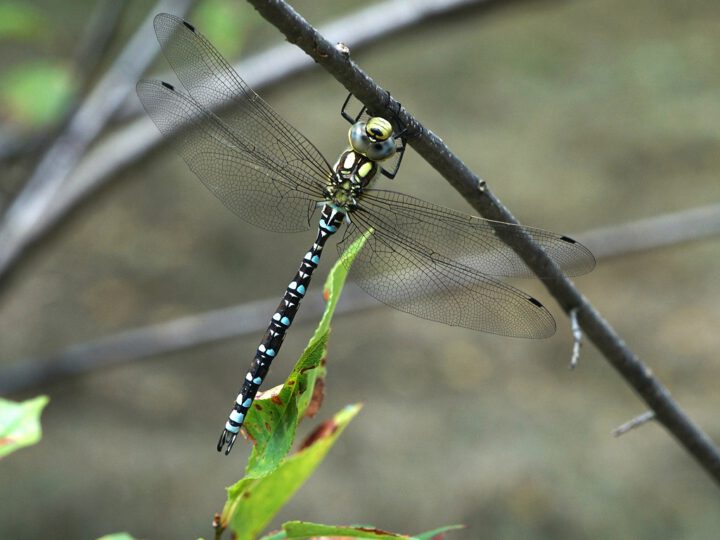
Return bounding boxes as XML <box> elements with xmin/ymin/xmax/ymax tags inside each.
<box><xmin>137</xmin><ymin>13</ymin><xmax>595</xmax><ymax>455</ymax></box>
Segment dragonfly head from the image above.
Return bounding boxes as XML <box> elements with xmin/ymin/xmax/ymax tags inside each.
<box><xmin>349</xmin><ymin>117</ymin><xmax>396</xmax><ymax>162</ymax></box>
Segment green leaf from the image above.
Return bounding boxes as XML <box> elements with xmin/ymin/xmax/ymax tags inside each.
<box><xmin>0</xmin><ymin>395</ymin><xmax>49</xmax><ymax>458</ymax></box>
<box><xmin>1</xmin><ymin>62</ymin><xmax>73</xmax><ymax>127</ymax></box>
<box><xmin>243</xmin><ymin>231</ymin><xmax>369</xmax><ymax>476</ymax></box>
<box><xmin>284</xmin><ymin>522</ymin><xmax>403</xmax><ymax>539</ymax></box>
<box><xmin>222</xmin><ymin>404</ymin><xmax>362</xmax><ymax>540</ymax></box>
<box><xmin>257</xmin><ymin>532</ymin><xmax>287</xmax><ymax>540</ymax></box>
<box><xmin>281</xmin><ymin>521</ymin><xmax>465</xmax><ymax>539</ymax></box>
<box><xmin>194</xmin><ymin>0</ymin><xmax>249</xmax><ymax>58</ymax></box>
<box><xmin>96</xmin><ymin>534</ymin><xmax>137</xmax><ymax>540</ymax></box>
<box><xmin>0</xmin><ymin>3</ymin><xmax>43</xmax><ymax>39</ymax></box>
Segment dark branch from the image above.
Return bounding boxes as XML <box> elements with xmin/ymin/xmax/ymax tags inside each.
<box><xmin>246</xmin><ymin>0</ymin><xmax>720</xmax><ymax>484</ymax></box>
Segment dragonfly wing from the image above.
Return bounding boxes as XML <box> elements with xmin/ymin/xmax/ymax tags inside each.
<box><xmin>357</xmin><ymin>190</ymin><xmax>595</xmax><ymax>278</ymax></box>
<box><xmin>137</xmin><ymin>79</ymin><xmax>322</xmax><ymax>232</ymax></box>
<box><xmin>336</xmin><ymin>216</ymin><xmax>556</xmax><ymax>338</ymax></box>
<box><xmin>152</xmin><ymin>13</ymin><xmax>333</xmax><ymax>188</ymax></box>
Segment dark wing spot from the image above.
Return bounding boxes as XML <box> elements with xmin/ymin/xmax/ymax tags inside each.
<box><xmin>528</xmin><ymin>297</ymin><xmax>544</xmax><ymax>308</ymax></box>
<box><xmin>182</xmin><ymin>20</ymin><xmax>196</xmax><ymax>32</ymax></box>
<box><xmin>161</xmin><ymin>81</ymin><xmax>175</xmax><ymax>91</ymax></box>
<box><xmin>560</xmin><ymin>235</ymin><xmax>577</xmax><ymax>244</ymax></box>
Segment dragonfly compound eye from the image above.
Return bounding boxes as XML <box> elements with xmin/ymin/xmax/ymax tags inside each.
<box><xmin>349</xmin><ymin>121</ymin><xmax>371</xmax><ymax>154</ymax></box>
<box><xmin>366</xmin><ymin>139</ymin><xmax>396</xmax><ymax>161</ymax></box>
<box><xmin>350</xmin><ymin>119</ymin><xmax>395</xmax><ymax>161</ymax></box>
<box><xmin>366</xmin><ymin>117</ymin><xmax>393</xmax><ymax>141</ymax></box>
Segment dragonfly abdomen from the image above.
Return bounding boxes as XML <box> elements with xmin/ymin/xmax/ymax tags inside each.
<box><xmin>217</xmin><ymin>204</ymin><xmax>345</xmax><ymax>454</ymax></box>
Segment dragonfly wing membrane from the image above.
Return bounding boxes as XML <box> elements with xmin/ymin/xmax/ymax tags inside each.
<box><xmin>152</xmin><ymin>13</ymin><xmax>333</xmax><ymax>190</ymax></box>
<box><xmin>358</xmin><ymin>190</ymin><xmax>595</xmax><ymax>278</ymax></box>
<box><xmin>137</xmin><ymin>79</ymin><xmax>319</xmax><ymax>232</ymax></box>
<box><xmin>337</xmin><ymin>217</ymin><xmax>557</xmax><ymax>338</ymax></box>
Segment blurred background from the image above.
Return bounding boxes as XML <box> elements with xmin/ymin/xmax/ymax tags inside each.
<box><xmin>1</xmin><ymin>0</ymin><xmax>719</xmax><ymax>538</ymax></box>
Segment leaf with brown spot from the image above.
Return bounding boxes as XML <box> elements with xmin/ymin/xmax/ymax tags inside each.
<box><xmin>305</xmin><ymin>377</ymin><xmax>325</xmax><ymax>419</ymax></box>
<box><xmin>242</xmin><ymin>234</ymin><xmax>369</xmax><ymax>477</ymax></box>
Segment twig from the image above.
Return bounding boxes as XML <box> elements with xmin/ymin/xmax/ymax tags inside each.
<box><xmin>568</xmin><ymin>308</ymin><xmax>581</xmax><ymax>369</ymax></box>
<box><xmin>245</xmin><ymin>0</ymin><xmax>720</xmax><ymax>484</ymax></box>
<box><xmin>0</xmin><ymin>0</ymin><xmax>196</xmax><ymax>287</ymax></box>
<box><xmin>576</xmin><ymin>204</ymin><xmax>720</xmax><ymax>260</ymax></box>
<box><xmin>613</xmin><ymin>411</ymin><xmax>656</xmax><ymax>437</ymax></box>
<box><xmin>0</xmin><ymin>2</ymin><xmax>128</xmax><ymax>169</ymax></box>
<box><xmin>0</xmin><ymin>283</ymin><xmax>374</xmax><ymax>394</ymax></box>
<box><xmin>71</xmin><ymin>0</ymin><xmax>131</xmax><ymax>99</ymax></box>
<box><xmin>2</xmin><ymin>205</ymin><xmax>718</xmax><ymax>393</ymax></box>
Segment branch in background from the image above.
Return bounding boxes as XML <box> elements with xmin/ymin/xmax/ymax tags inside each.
<box><xmin>71</xmin><ymin>0</ymin><xmax>131</xmax><ymax>99</ymax></box>
<box><xmin>246</xmin><ymin>0</ymin><xmax>720</xmax><ymax>483</ymax></box>
<box><xmin>1</xmin><ymin>0</ymin><xmax>718</xmax><ymax>484</ymax></box>
<box><xmin>0</xmin><ymin>0</ymin><xmax>505</xmax><ymax>293</ymax></box>
<box><xmin>0</xmin><ymin>283</ymin><xmax>374</xmax><ymax>394</ymax></box>
<box><xmin>0</xmin><ymin>1</ymin><xmax>128</xmax><ymax>201</ymax></box>
<box><xmin>0</xmin><ymin>0</ymin><xmax>196</xmax><ymax>287</ymax></box>
<box><xmin>576</xmin><ymin>204</ymin><xmax>720</xmax><ymax>259</ymax></box>
<box><xmin>115</xmin><ymin>0</ymin><xmax>511</xmax><ymax>121</ymax></box>
<box><xmin>2</xmin><ymin>207</ymin><xmax>717</xmax><ymax>394</ymax></box>
<box><xmin>613</xmin><ymin>411</ymin><xmax>656</xmax><ymax>437</ymax></box>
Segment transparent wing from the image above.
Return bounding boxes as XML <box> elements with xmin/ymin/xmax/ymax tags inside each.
<box><xmin>355</xmin><ymin>190</ymin><xmax>595</xmax><ymax>278</ymax></box>
<box><xmin>137</xmin><ymin>79</ymin><xmax>323</xmax><ymax>232</ymax></box>
<box><xmin>152</xmin><ymin>13</ymin><xmax>333</xmax><ymax>187</ymax></box>
<box><xmin>337</xmin><ymin>215</ymin><xmax>557</xmax><ymax>338</ymax></box>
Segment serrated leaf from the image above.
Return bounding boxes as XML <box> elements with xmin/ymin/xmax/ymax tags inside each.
<box><xmin>222</xmin><ymin>404</ymin><xmax>362</xmax><ymax>540</ymax></box>
<box><xmin>281</xmin><ymin>521</ymin><xmax>464</xmax><ymax>539</ymax></box>
<box><xmin>243</xmin><ymin>232</ymin><xmax>369</xmax><ymax>476</ymax></box>
<box><xmin>0</xmin><ymin>395</ymin><xmax>49</xmax><ymax>458</ymax></box>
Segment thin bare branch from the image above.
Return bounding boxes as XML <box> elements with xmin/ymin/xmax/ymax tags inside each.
<box><xmin>0</xmin><ymin>0</ymin><xmax>196</xmax><ymax>286</ymax></box>
<box><xmin>0</xmin><ymin>283</ymin><xmax>373</xmax><ymax>394</ymax></box>
<box><xmin>71</xmin><ymin>0</ymin><xmax>131</xmax><ymax>98</ymax></box>
<box><xmin>0</xmin><ymin>1</ymin><xmax>128</xmax><ymax>169</ymax></box>
<box><xmin>245</xmin><ymin>0</ymin><xmax>720</xmax><ymax>484</ymax></box>
<box><xmin>613</xmin><ymin>411</ymin><xmax>656</xmax><ymax>437</ymax></box>
<box><xmin>568</xmin><ymin>308</ymin><xmax>581</xmax><ymax>370</ymax></box>
<box><xmin>577</xmin><ymin>204</ymin><xmax>720</xmax><ymax>260</ymax></box>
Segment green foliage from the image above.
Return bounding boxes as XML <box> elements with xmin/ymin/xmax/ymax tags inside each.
<box><xmin>1</xmin><ymin>61</ymin><xmax>73</xmax><ymax>127</ymax></box>
<box><xmin>0</xmin><ymin>3</ymin><xmax>43</xmax><ymax>39</ymax></box>
<box><xmin>194</xmin><ymin>0</ymin><xmax>249</xmax><ymax>58</ymax></box>
<box><xmin>220</xmin><ymin>233</ymin><xmax>368</xmax><ymax>539</ymax></box>
<box><xmin>96</xmin><ymin>534</ymin><xmax>137</xmax><ymax>540</ymax></box>
<box><xmin>242</xmin><ymin>230</ymin><xmax>367</xmax><ymax>476</ymax></box>
<box><xmin>0</xmin><ymin>395</ymin><xmax>48</xmax><ymax>458</ymax></box>
<box><xmin>223</xmin><ymin>404</ymin><xmax>362</xmax><ymax>540</ymax></box>
<box><xmin>267</xmin><ymin>521</ymin><xmax>464</xmax><ymax>539</ymax></box>
<box><xmin>218</xmin><ymin>232</ymin><xmax>460</xmax><ymax>539</ymax></box>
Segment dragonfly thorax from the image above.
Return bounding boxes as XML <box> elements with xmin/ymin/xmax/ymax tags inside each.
<box><xmin>325</xmin><ymin>118</ymin><xmax>396</xmax><ymax>210</ymax></box>
<box><xmin>326</xmin><ymin>149</ymin><xmax>380</xmax><ymax>210</ymax></box>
